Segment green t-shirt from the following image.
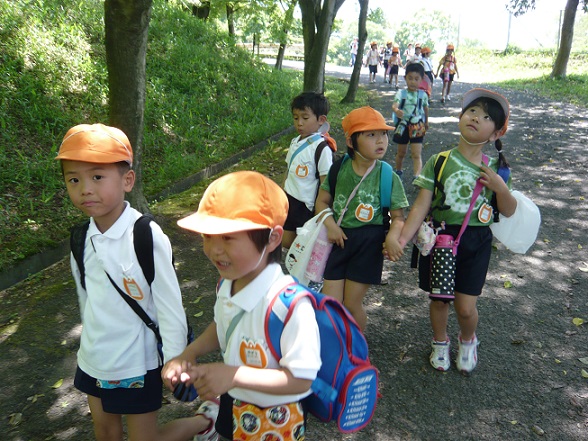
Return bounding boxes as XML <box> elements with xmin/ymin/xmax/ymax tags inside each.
<box><xmin>321</xmin><ymin>160</ymin><xmax>409</xmax><ymax>228</ymax></box>
<box><xmin>413</xmin><ymin>149</ymin><xmax>512</xmax><ymax>226</ymax></box>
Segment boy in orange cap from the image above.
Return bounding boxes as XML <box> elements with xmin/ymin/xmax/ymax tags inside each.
<box><xmin>162</xmin><ymin>171</ymin><xmax>321</xmax><ymax>440</ymax></box>
<box><xmin>315</xmin><ymin>107</ymin><xmax>409</xmax><ymax>331</ymax></box>
<box><xmin>435</xmin><ymin>44</ymin><xmax>459</xmax><ymax>103</ymax></box>
<box><xmin>56</xmin><ymin>124</ymin><xmax>215</xmax><ymax>441</ymax></box>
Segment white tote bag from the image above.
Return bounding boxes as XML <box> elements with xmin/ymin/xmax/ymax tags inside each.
<box><xmin>490</xmin><ymin>190</ymin><xmax>541</xmax><ymax>254</ymax></box>
<box><xmin>285</xmin><ymin>209</ymin><xmax>333</xmax><ymax>285</ymax></box>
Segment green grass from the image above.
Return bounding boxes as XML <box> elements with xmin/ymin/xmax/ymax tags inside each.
<box><xmin>1</xmin><ymin>0</ymin><xmax>587</xmax><ymax>273</ymax></box>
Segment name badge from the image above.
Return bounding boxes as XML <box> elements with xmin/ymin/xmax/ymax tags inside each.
<box><xmin>478</xmin><ymin>202</ymin><xmax>493</xmax><ymax>224</ymax></box>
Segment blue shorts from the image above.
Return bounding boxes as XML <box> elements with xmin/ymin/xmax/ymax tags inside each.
<box><xmin>284</xmin><ymin>193</ymin><xmax>314</xmax><ymax>232</ymax></box>
<box><xmin>324</xmin><ymin>224</ymin><xmax>385</xmax><ymax>285</ymax></box>
<box><xmin>74</xmin><ymin>366</ymin><xmax>163</xmax><ymax>414</ymax></box>
<box><xmin>418</xmin><ymin>225</ymin><xmax>492</xmax><ymax>298</ymax></box>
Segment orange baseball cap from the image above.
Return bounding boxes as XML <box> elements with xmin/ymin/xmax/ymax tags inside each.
<box><xmin>56</xmin><ymin>123</ymin><xmax>133</xmax><ymax>165</ymax></box>
<box><xmin>462</xmin><ymin>88</ymin><xmax>510</xmax><ymax>136</ymax></box>
<box><xmin>177</xmin><ymin>171</ymin><xmax>288</xmax><ymax>235</ymax></box>
<box><xmin>446</xmin><ymin>44</ymin><xmax>455</xmax><ymax>50</ymax></box>
<box><xmin>421</xmin><ymin>47</ymin><xmax>431</xmax><ymax>54</ymax></box>
<box><xmin>342</xmin><ymin>106</ymin><xmax>394</xmax><ymax>138</ymax></box>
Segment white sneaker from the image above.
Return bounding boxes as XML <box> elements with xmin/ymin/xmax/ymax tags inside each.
<box><xmin>446</xmin><ymin>94</ymin><xmax>451</xmax><ymax>101</ymax></box>
<box><xmin>194</xmin><ymin>400</ymin><xmax>220</xmax><ymax>441</ymax></box>
<box><xmin>456</xmin><ymin>334</ymin><xmax>479</xmax><ymax>375</ymax></box>
<box><xmin>430</xmin><ymin>339</ymin><xmax>451</xmax><ymax>371</ymax></box>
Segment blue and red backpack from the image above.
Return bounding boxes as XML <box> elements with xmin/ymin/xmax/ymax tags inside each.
<box><xmin>264</xmin><ymin>281</ymin><xmax>380</xmax><ymax>433</ymax></box>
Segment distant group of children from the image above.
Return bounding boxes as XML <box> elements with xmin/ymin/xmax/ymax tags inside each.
<box><xmin>57</xmin><ymin>64</ymin><xmax>513</xmax><ymax>439</ymax></box>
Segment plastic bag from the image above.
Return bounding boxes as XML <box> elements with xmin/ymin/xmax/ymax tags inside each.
<box><xmin>490</xmin><ymin>190</ymin><xmax>540</xmax><ymax>254</ymax></box>
<box><xmin>285</xmin><ymin>209</ymin><xmax>333</xmax><ymax>285</ymax></box>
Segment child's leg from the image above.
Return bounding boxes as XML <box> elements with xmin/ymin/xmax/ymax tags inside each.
<box><xmin>429</xmin><ymin>299</ymin><xmax>450</xmax><ymax>342</ymax></box>
<box><xmin>395</xmin><ymin>144</ymin><xmax>408</xmax><ymax>172</ymax></box>
<box><xmin>453</xmin><ymin>292</ymin><xmax>479</xmax><ymax>341</ymax></box>
<box><xmin>158</xmin><ymin>414</ymin><xmax>213</xmax><ymax>441</ymax></box>
<box><xmin>87</xmin><ymin>395</ymin><xmax>124</xmax><ymax>441</ymax></box>
<box><xmin>409</xmin><ymin>142</ymin><xmax>423</xmax><ymax>177</ymax></box>
<box><xmin>322</xmin><ymin>279</ymin><xmax>345</xmax><ymax>303</ymax></box>
<box><xmin>446</xmin><ymin>79</ymin><xmax>453</xmax><ymax>97</ymax></box>
<box><xmin>342</xmin><ymin>279</ymin><xmax>370</xmax><ymax>331</ymax></box>
<box><xmin>126</xmin><ymin>411</ymin><xmax>160</xmax><ymax>441</ymax></box>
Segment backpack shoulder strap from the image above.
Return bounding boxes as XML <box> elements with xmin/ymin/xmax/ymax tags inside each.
<box><xmin>314</xmin><ymin>140</ymin><xmax>330</xmax><ymax>179</ymax></box>
<box><xmin>328</xmin><ymin>154</ymin><xmax>349</xmax><ymax>201</ymax></box>
<box><xmin>265</xmin><ymin>283</ymin><xmax>313</xmax><ymax>361</ymax></box>
<box><xmin>289</xmin><ymin>133</ymin><xmax>323</xmax><ymax>171</ymax></box>
<box><xmin>133</xmin><ymin>213</ymin><xmax>156</xmax><ymax>286</ymax></box>
<box><xmin>379</xmin><ymin>161</ymin><xmax>393</xmax><ymax>229</ymax></box>
<box><xmin>70</xmin><ymin>220</ymin><xmax>91</xmax><ymax>291</ymax></box>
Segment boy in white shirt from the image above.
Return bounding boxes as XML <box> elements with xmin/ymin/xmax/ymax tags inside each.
<box><xmin>283</xmin><ymin>92</ymin><xmax>335</xmax><ymax>248</ymax></box>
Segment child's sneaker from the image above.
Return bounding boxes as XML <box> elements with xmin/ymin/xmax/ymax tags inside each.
<box><xmin>194</xmin><ymin>399</ymin><xmax>220</xmax><ymax>441</ymax></box>
<box><xmin>430</xmin><ymin>339</ymin><xmax>450</xmax><ymax>371</ymax></box>
<box><xmin>456</xmin><ymin>334</ymin><xmax>479</xmax><ymax>375</ymax></box>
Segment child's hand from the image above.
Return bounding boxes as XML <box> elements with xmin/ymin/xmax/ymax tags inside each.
<box><xmin>383</xmin><ymin>235</ymin><xmax>404</xmax><ymax>262</ymax></box>
<box><xmin>188</xmin><ymin>362</ymin><xmax>238</xmax><ymax>401</ymax></box>
<box><xmin>326</xmin><ymin>224</ymin><xmax>347</xmax><ymax>248</ymax></box>
<box><xmin>479</xmin><ymin>165</ymin><xmax>508</xmax><ymax>194</ymax></box>
<box><xmin>394</xmin><ymin>108</ymin><xmax>404</xmax><ymax>119</ymax></box>
<box><xmin>162</xmin><ymin>357</ymin><xmax>192</xmax><ymax>390</ymax></box>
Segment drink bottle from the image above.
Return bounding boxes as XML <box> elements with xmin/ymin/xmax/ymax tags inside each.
<box><xmin>304</xmin><ymin>226</ymin><xmax>332</xmax><ymax>283</ymax></box>
<box><xmin>429</xmin><ymin>234</ymin><xmax>456</xmax><ymax>300</ymax></box>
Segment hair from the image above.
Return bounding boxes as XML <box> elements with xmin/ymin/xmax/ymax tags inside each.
<box><xmin>59</xmin><ymin>160</ymin><xmax>131</xmax><ymax>176</ymax></box>
<box><xmin>291</xmin><ymin>92</ymin><xmax>330</xmax><ymax>118</ymax></box>
<box><xmin>347</xmin><ymin>132</ymin><xmax>361</xmax><ymax>159</ymax></box>
<box><xmin>247</xmin><ymin>229</ymin><xmax>281</xmax><ymax>264</ymax></box>
<box><xmin>463</xmin><ymin>97</ymin><xmax>510</xmax><ymax>169</ymax></box>
<box><xmin>404</xmin><ymin>62</ymin><xmax>424</xmax><ymax>78</ymax></box>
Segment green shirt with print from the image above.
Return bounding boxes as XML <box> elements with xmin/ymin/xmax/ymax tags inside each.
<box><xmin>321</xmin><ymin>159</ymin><xmax>409</xmax><ymax>228</ymax></box>
<box><xmin>413</xmin><ymin>149</ymin><xmax>512</xmax><ymax>226</ymax></box>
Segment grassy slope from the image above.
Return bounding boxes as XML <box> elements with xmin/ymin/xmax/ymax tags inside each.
<box><xmin>1</xmin><ymin>0</ymin><xmax>587</xmax><ymax>273</ymax></box>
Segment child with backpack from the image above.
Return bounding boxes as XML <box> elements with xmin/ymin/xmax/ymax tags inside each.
<box><xmin>391</xmin><ymin>88</ymin><xmax>516</xmax><ymax>375</ymax></box>
<box><xmin>162</xmin><ymin>171</ymin><xmax>322</xmax><ymax>440</ymax></box>
<box><xmin>283</xmin><ymin>92</ymin><xmax>335</xmax><ymax>249</ymax></box>
<box><xmin>56</xmin><ymin>124</ymin><xmax>218</xmax><ymax>441</ymax></box>
<box><xmin>392</xmin><ymin>62</ymin><xmax>430</xmax><ymax>181</ymax></box>
<box><xmin>314</xmin><ymin>107</ymin><xmax>409</xmax><ymax>331</ymax></box>
<box><xmin>435</xmin><ymin>43</ymin><xmax>459</xmax><ymax>103</ymax></box>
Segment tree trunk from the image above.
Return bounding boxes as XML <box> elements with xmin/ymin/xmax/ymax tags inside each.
<box><xmin>274</xmin><ymin>0</ymin><xmax>297</xmax><ymax>70</ymax></box>
<box><xmin>299</xmin><ymin>0</ymin><xmax>346</xmax><ymax>93</ymax></box>
<box><xmin>341</xmin><ymin>0</ymin><xmax>369</xmax><ymax>103</ymax></box>
<box><xmin>226</xmin><ymin>3</ymin><xmax>235</xmax><ymax>36</ymax></box>
<box><xmin>551</xmin><ymin>0</ymin><xmax>579</xmax><ymax>79</ymax></box>
<box><xmin>104</xmin><ymin>0</ymin><xmax>152</xmax><ymax>213</ymax></box>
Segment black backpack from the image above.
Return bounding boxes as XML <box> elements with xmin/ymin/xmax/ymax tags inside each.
<box><xmin>70</xmin><ymin>214</ymin><xmax>193</xmax><ymax>362</ymax></box>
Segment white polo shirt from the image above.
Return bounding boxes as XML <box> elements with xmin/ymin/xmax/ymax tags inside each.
<box><xmin>215</xmin><ymin>264</ymin><xmax>321</xmax><ymax>407</ymax></box>
<box><xmin>72</xmin><ymin>202</ymin><xmax>187</xmax><ymax>381</ymax></box>
<box><xmin>284</xmin><ymin>134</ymin><xmax>333</xmax><ymax>211</ymax></box>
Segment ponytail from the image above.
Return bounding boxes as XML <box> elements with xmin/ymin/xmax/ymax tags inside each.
<box><xmin>494</xmin><ymin>138</ymin><xmax>510</xmax><ymax>169</ymax></box>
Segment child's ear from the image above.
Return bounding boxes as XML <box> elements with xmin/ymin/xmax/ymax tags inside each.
<box><xmin>267</xmin><ymin>226</ymin><xmax>284</xmax><ymax>252</ymax></box>
<box><xmin>318</xmin><ymin>115</ymin><xmax>328</xmax><ymax>125</ymax></box>
<box><xmin>345</xmin><ymin>137</ymin><xmax>354</xmax><ymax>148</ymax></box>
<box><xmin>124</xmin><ymin>169</ymin><xmax>136</xmax><ymax>193</ymax></box>
<box><xmin>488</xmin><ymin>130</ymin><xmax>502</xmax><ymax>143</ymax></box>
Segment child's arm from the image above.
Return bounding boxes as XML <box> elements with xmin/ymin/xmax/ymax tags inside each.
<box><xmin>162</xmin><ymin>321</ymin><xmax>219</xmax><ymax>390</ymax></box>
<box><xmin>398</xmin><ymin>188</ymin><xmax>434</xmax><ymax>248</ymax></box>
<box><xmin>383</xmin><ymin>208</ymin><xmax>406</xmax><ymax>262</ymax></box>
<box><xmin>315</xmin><ymin>188</ymin><xmax>347</xmax><ymax>248</ymax></box>
<box><xmin>392</xmin><ymin>102</ymin><xmax>403</xmax><ymax>120</ymax></box>
<box><xmin>183</xmin><ymin>363</ymin><xmax>313</xmax><ymax>402</ymax></box>
<box><xmin>424</xmin><ymin>105</ymin><xmax>429</xmax><ymax>131</ymax></box>
<box><xmin>479</xmin><ymin>165</ymin><xmax>517</xmax><ymax>217</ymax></box>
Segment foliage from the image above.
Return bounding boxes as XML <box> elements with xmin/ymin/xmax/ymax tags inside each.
<box><xmin>0</xmin><ymin>0</ymin><xmax>302</xmax><ymax>271</ymax></box>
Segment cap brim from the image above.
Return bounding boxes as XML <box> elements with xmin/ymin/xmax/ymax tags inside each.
<box><xmin>177</xmin><ymin>212</ymin><xmax>269</xmax><ymax>235</ymax></box>
<box><xmin>462</xmin><ymin>88</ymin><xmax>509</xmax><ymax>119</ymax></box>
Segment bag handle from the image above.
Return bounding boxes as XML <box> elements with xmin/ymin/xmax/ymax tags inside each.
<box><xmin>452</xmin><ymin>154</ymin><xmax>488</xmax><ymax>254</ymax></box>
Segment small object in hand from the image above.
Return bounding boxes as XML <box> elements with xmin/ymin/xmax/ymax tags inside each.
<box><xmin>173</xmin><ymin>382</ymin><xmax>198</xmax><ymax>402</ymax></box>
